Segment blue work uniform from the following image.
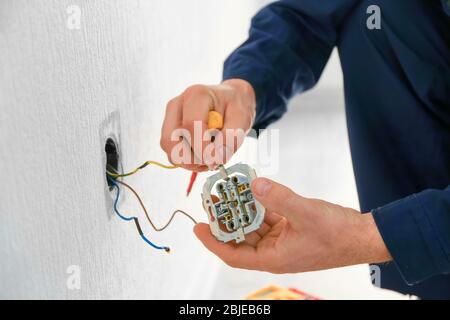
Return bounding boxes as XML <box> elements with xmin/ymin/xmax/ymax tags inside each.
<box><xmin>223</xmin><ymin>0</ymin><xmax>450</xmax><ymax>299</ymax></box>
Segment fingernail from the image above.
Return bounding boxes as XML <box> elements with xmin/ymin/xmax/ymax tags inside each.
<box><xmin>253</xmin><ymin>179</ymin><xmax>271</xmax><ymax>197</ymax></box>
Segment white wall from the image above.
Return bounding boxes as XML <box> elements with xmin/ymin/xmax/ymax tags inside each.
<box><xmin>0</xmin><ymin>0</ymin><xmax>259</xmax><ymax>299</ymax></box>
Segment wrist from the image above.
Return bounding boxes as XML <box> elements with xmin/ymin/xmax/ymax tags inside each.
<box><xmin>222</xmin><ymin>78</ymin><xmax>256</xmax><ymax>117</ymax></box>
<box><xmin>223</xmin><ymin>78</ymin><xmax>255</xmax><ymax>98</ymax></box>
<box><xmin>359</xmin><ymin>213</ymin><xmax>392</xmax><ymax>264</ymax></box>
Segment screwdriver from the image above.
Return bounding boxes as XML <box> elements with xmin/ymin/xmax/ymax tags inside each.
<box><xmin>186</xmin><ymin>110</ymin><xmax>224</xmax><ymax>196</ymax></box>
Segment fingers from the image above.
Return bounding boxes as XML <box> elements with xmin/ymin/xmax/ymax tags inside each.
<box><xmin>160</xmin><ymin>96</ymin><xmax>182</xmax><ymax>164</ymax></box>
<box><xmin>160</xmin><ymin>85</ymin><xmax>217</xmax><ymax>168</ymax></box>
<box><xmin>264</xmin><ymin>211</ymin><xmax>283</xmax><ymax>227</ymax></box>
<box><xmin>182</xmin><ymin>85</ymin><xmax>224</xmax><ymax>168</ymax></box>
<box><xmin>221</xmin><ymin>79</ymin><xmax>255</xmax><ymax>156</ymax></box>
<box><xmin>218</xmin><ymin>102</ymin><xmax>251</xmax><ymax>165</ymax></box>
<box><xmin>194</xmin><ymin>223</ymin><xmax>260</xmax><ymax>270</ymax></box>
<box><xmin>256</xmin><ymin>222</ymin><xmax>271</xmax><ymax>238</ymax></box>
<box><xmin>242</xmin><ymin>231</ymin><xmax>261</xmax><ymax>247</ymax></box>
<box><xmin>182</xmin><ymin>102</ymin><xmax>209</xmax><ymax>165</ymax></box>
<box><xmin>251</xmin><ymin>178</ymin><xmax>304</xmax><ymax>224</ymax></box>
<box><xmin>246</xmin><ymin>213</ymin><xmax>283</xmax><ymax>243</ymax></box>
<box><xmin>211</xmin><ymin>84</ymin><xmax>251</xmax><ymax>166</ymax></box>
<box><xmin>160</xmin><ymin>82</ymin><xmax>255</xmax><ymax>170</ymax></box>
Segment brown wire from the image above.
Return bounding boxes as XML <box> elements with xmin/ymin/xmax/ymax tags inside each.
<box><xmin>115</xmin><ymin>179</ymin><xmax>198</xmax><ymax>231</ymax></box>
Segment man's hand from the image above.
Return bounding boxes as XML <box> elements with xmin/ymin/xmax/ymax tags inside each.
<box><xmin>194</xmin><ymin>177</ymin><xmax>392</xmax><ymax>273</ymax></box>
<box><xmin>160</xmin><ymin>79</ymin><xmax>256</xmax><ymax>171</ymax></box>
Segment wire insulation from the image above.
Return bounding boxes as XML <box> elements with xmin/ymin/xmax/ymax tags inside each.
<box><xmin>141</xmin><ymin>234</ymin><xmax>170</xmax><ymax>252</ymax></box>
<box><xmin>106</xmin><ymin>160</ymin><xmax>178</xmax><ymax>178</ymax></box>
<box><xmin>110</xmin><ymin>178</ymin><xmax>134</xmax><ymax>222</ymax></box>
<box><xmin>115</xmin><ymin>179</ymin><xmax>197</xmax><ymax>231</ymax></box>
<box><xmin>107</xmin><ymin>176</ymin><xmax>170</xmax><ymax>252</ymax></box>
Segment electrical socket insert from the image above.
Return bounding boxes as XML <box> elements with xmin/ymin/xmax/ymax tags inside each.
<box><xmin>202</xmin><ymin>163</ymin><xmax>265</xmax><ymax>243</ymax></box>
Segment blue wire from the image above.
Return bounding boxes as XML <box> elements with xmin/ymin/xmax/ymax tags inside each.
<box><xmin>140</xmin><ymin>233</ymin><xmax>169</xmax><ymax>252</ymax></box>
<box><xmin>107</xmin><ymin>176</ymin><xmax>169</xmax><ymax>252</ymax></box>
<box><xmin>108</xmin><ymin>177</ymin><xmax>134</xmax><ymax>221</ymax></box>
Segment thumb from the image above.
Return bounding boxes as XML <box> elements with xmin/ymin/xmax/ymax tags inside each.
<box><xmin>251</xmin><ymin>177</ymin><xmax>303</xmax><ymax>222</ymax></box>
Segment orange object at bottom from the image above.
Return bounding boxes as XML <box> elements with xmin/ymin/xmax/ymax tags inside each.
<box><xmin>246</xmin><ymin>285</ymin><xmax>320</xmax><ymax>300</ymax></box>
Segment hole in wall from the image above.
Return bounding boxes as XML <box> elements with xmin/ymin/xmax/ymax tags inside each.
<box><xmin>105</xmin><ymin>137</ymin><xmax>119</xmax><ymax>191</ymax></box>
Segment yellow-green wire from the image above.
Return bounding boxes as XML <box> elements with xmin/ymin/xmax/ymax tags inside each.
<box><xmin>106</xmin><ymin>160</ymin><xmax>178</xmax><ymax>178</ymax></box>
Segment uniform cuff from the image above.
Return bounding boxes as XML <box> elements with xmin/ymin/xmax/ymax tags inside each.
<box><xmin>372</xmin><ymin>192</ymin><xmax>450</xmax><ymax>285</ymax></box>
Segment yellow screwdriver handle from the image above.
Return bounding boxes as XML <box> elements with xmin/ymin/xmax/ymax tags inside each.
<box><xmin>208</xmin><ymin>110</ymin><xmax>223</xmax><ymax>130</ymax></box>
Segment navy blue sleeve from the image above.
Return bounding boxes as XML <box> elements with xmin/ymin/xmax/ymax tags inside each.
<box><xmin>372</xmin><ymin>186</ymin><xmax>450</xmax><ymax>285</ymax></box>
<box><xmin>443</xmin><ymin>0</ymin><xmax>450</xmax><ymax>16</ymax></box>
<box><xmin>223</xmin><ymin>0</ymin><xmax>359</xmax><ymax>130</ymax></box>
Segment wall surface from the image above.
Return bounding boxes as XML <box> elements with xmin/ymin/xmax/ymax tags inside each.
<box><xmin>0</xmin><ymin>0</ymin><xmax>260</xmax><ymax>299</ymax></box>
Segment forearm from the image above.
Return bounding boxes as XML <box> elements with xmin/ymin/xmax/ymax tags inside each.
<box><xmin>223</xmin><ymin>0</ymin><xmax>359</xmax><ymax>130</ymax></box>
<box><xmin>310</xmin><ymin>205</ymin><xmax>392</xmax><ymax>271</ymax></box>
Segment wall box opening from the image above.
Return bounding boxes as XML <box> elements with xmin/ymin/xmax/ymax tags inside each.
<box><xmin>105</xmin><ymin>138</ymin><xmax>119</xmax><ymax>190</ymax></box>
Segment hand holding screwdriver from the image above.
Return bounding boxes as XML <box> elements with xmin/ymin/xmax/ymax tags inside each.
<box><xmin>160</xmin><ymin>79</ymin><xmax>256</xmax><ymax>172</ymax></box>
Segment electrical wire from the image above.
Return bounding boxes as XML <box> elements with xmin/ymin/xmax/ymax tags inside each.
<box><xmin>106</xmin><ymin>160</ymin><xmax>178</xmax><ymax>178</ymax></box>
<box><xmin>115</xmin><ymin>179</ymin><xmax>197</xmax><ymax>231</ymax></box>
<box><xmin>110</xmin><ymin>178</ymin><xmax>133</xmax><ymax>222</ymax></box>
<box><xmin>107</xmin><ymin>176</ymin><xmax>170</xmax><ymax>253</ymax></box>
